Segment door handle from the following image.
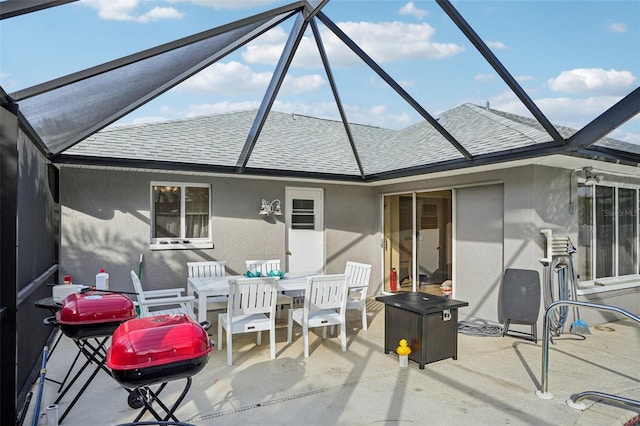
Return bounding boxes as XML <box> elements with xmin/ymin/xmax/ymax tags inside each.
<box><xmin>286</xmin><ymin>250</ymin><xmax>292</xmax><ymax>255</ymax></box>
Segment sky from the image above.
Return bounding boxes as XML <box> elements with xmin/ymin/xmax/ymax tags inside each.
<box><xmin>1</xmin><ymin>0</ymin><xmax>639</xmax><ymax>144</ymax></box>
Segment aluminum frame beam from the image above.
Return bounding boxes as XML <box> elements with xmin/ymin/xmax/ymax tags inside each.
<box><xmin>0</xmin><ymin>0</ymin><xmax>77</xmax><ymax>19</ymax></box>
<box><xmin>310</xmin><ymin>19</ymin><xmax>366</xmax><ymax>179</ymax></box>
<box><xmin>436</xmin><ymin>0</ymin><xmax>566</xmax><ymax>146</ymax></box>
<box><xmin>566</xmin><ymin>86</ymin><xmax>640</xmax><ymax>149</ymax></box>
<box><xmin>317</xmin><ymin>11</ymin><xmax>473</xmax><ymax>161</ymax></box>
<box><xmin>236</xmin><ymin>12</ymin><xmax>309</xmax><ymax>172</ymax></box>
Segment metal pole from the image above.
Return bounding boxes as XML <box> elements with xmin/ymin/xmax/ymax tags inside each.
<box><xmin>537</xmin><ymin>300</ymin><xmax>640</xmax><ymax>400</ymax></box>
<box><xmin>31</xmin><ymin>346</ymin><xmax>49</xmax><ymax>426</ymax></box>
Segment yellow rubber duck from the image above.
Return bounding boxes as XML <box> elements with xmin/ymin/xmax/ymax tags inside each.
<box><xmin>396</xmin><ymin>339</ymin><xmax>411</xmax><ymax>355</ymax></box>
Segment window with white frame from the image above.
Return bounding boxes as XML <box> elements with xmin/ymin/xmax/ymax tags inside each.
<box><xmin>150</xmin><ymin>182</ymin><xmax>212</xmax><ymax>249</ymax></box>
<box><xmin>577</xmin><ymin>183</ymin><xmax>639</xmax><ymax>281</ymax></box>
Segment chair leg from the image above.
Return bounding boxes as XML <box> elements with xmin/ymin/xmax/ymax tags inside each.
<box><xmin>340</xmin><ymin>323</ymin><xmax>347</xmax><ymax>352</ymax></box>
<box><xmin>217</xmin><ymin>318</ymin><xmax>223</xmax><ymax>352</ymax></box>
<box><xmin>287</xmin><ymin>311</ymin><xmax>293</xmax><ymax>343</ymax></box>
<box><xmin>269</xmin><ymin>327</ymin><xmax>275</xmax><ymax>359</ymax></box>
<box><xmin>502</xmin><ymin>319</ymin><xmax>511</xmax><ymax>337</ymax></box>
<box><xmin>257</xmin><ymin>330</ymin><xmax>262</xmax><ymax>345</ymax></box>
<box><xmin>226</xmin><ymin>326</ymin><xmax>233</xmax><ymax>366</ymax></box>
<box><xmin>361</xmin><ymin>305</ymin><xmax>368</xmax><ymax>331</ymax></box>
<box><xmin>322</xmin><ymin>327</ymin><xmax>327</xmax><ymax>339</ymax></box>
<box><xmin>303</xmin><ymin>325</ymin><xmax>309</xmax><ymax>358</ymax></box>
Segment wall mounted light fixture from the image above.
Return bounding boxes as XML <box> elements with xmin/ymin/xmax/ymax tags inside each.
<box><xmin>259</xmin><ymin>199</ymin><xmax>282</xmax><ymax>216</ymax></box>
<box><xmin>583</xmin><ymin>166</ymin><xmax>602</xmax><ymax>186</ymax></box>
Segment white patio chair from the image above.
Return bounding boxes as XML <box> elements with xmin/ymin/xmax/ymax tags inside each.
<box><xmin>287</xmin><ymin>274</ymin><xmax>349</xmax><ymax>357</ymax></box>
<box><xmin>245</xmin><ymin>259</ymin><xmax>293</xmax><ymax>318</ymax></box>
<box><xmin>218</xmin><ymin>277</ymin><xmax>279</xmax><ymax>366</ymax></box>
<box><xmin>130</xmin><ymin>270</ymin><xmax>195</xmax><ymax>318</ymax></box>
<box><xmin>187</xmin><ymin>260</ymin><xmax>228</xmax><ymax>314</ymax></box>
<box><xmin>344</xmin><ymin>261</ymin><xmax>372</xmax><ymax>331</ymax></box>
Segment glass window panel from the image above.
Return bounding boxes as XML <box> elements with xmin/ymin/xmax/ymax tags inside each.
<box><xmin>153</xmin><ymin>185</ymin><xmax>181</xmax><ymax>238</ymax></box>
<box><xmin>595</xmin><ymin>186</ymin><xmax>614</xmax><ymax>278</ymax></box>
<box><xmin>415</xmin><ymin>190</ymin><xmax>452</xmax><ymax>292</ymax></box>
<box><xmin>185</xmin><ymin>187</ymin><xmax>210</xmax><ymax>239</ymax></box>
<box><xmin>577</xmin><ymin>185</ymin><xmax>593</xmax><ymax>281</ymax></box>
<box><xmin>152</xmin><ymin>183</ymin><xmax>210</xmax><ymax>241</ymax></box>
<box><xmin>618</xmin><ymin>188</ymin><xmax>637</xmax><ymax>275</ymax></box>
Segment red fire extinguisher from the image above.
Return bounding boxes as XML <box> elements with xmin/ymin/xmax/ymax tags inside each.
<box><xmin>390</xmin><ymin>267</ymin><xmax>397</xmax><ymax>292</ymax></box>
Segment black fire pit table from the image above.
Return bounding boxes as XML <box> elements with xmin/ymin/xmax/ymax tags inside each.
<box><xmin>375</xmin><ymin>292</ymin><xmax>468</xmax><ymax>369</ymax></box>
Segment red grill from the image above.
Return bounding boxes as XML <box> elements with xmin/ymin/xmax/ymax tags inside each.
<box><xmin>107</xmin><ymin>314</ymin><xmax>212</xmax><ymax>423</ymax></box>
<box><xmin>44</xmin><ymin>291</ymin><xmax>138</xmax><ymax>423</ymax></box>
<box><xmin>55</xmin><ymin>292</ymin><xmax>136</xmax><ymax>339</ymax></box>
<box><xmin>107</xmin><ymin>314</ymin><xmax>212</xmax><ymax>387</ymax></box>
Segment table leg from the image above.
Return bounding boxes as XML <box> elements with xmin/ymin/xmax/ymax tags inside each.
<box><xmin>198</xmin><ymin>292</ymin><xmax>207</xmax><ymax>323</ymax></box>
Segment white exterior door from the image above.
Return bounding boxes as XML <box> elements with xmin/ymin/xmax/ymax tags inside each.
<box><xmin>286</xmin><ymin>187</ymin><xmax>324</xmax><ymax>274</ymax></box>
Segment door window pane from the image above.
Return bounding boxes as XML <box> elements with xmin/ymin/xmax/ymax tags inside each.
<box><xmin>292</xmin><ymin>199</ymin><xmax>314</xmax><ymax>230</ymax></box>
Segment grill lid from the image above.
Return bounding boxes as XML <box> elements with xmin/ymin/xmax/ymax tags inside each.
<box><xmin>56</xmin><ymin>292</ymin><xmax>136</xmax><ymax>325</ymax></box>
<box><xmin>107</xmin><ymin>314</ymin><xmax>212</xmax><ymax>371</ymax></box>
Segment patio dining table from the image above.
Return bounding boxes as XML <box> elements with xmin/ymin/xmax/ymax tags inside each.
<box><xmin>187</xmin><ymin>272</ymin><xmax>316</xmax><ymax>322</ymax></box>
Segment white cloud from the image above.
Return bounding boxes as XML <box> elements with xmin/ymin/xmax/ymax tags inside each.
<box><xmin>243</xmin><ymin>21</ymin><xmax>464</xmax><ymax>68</ymax></box>
<box><xmin>184</xmin><ymin>101</ymin><xmax>262</xmax><ymax>117</ymax></box>
<box><xmin>242</xmin><ymin>27</ymin><xmax>289</xmax><ymax>66</ymax></box>
<box><xmin>177</xmin><ymin>61</ymin><xmax>271</xmax><ymax>95</ymax></box>
<box><xmin>283</xmin><ymin>74</ymin><xmax>325</xmax><ymax>94</ymax></box>
<box><xmin>175</xmin><ymin>61</ymin><xmax>325</xmax><ymax>96</ymax></box>
<box><xmin>475</xmin><ymin>74</ymin><xmax>494</xmax><ymax>82</ymax></box>
<box><xmin>398</xmin><ymin>2</ymin><xmax>428</xmax><ymax>20</ymax></box>
<box><xmin>548</xmin><ymin>68</ymin><xmax>636</xmax><ymax>95</ymax></box>
<box><xmin>486</xmin><ymin>41</ymin><xmax>507</xmax><ymax>50</ymax></box>
<box><xmin>168</xmin><ymin>0</ymin><xmax>280</xmax><ymax>10</ymax></box>
<box><xmin>81</xmin><ymin>0</ymin><xmax>183</xmax><ymax>22</ymax></box>
<box><xmin>0</xmin><ymin>72</ymin><xmax>18</xmax><ymax>91</ymax></box>
<box><xmin>606</xmin><ymin>21</ymin><xmax>627</xmax><ymax>33</ymax></box>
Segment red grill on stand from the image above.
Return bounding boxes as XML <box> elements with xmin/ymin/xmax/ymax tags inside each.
<box><xmin>56</xmin><ymin>292</ymin><xmax>136</xmax><ymax>338</ymax></box>
<box><xmin>45</xmin><ymin>292</ymin><xmax>137</xmax><ymax>423</ymax></box>
<box><xmin>107</xmin><ymin>314</ymin><xmax>213</xmax><ymax>423</ymax></box>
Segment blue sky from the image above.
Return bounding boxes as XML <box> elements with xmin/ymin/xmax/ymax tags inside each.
<box><xmin>1</xmin><ymin>0</ymin><xmax>638</xmax><ymax>143</ymax></box>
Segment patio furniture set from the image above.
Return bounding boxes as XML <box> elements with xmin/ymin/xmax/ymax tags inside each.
<box><xmin>132</xmin><ymin>259</ymin><xmax>373</xmax><ymax>365</ymax></box>
<box><xmin>38</xmin><ymin>260</ymin><xmax>372</xmax><ymax>424</ymax></box>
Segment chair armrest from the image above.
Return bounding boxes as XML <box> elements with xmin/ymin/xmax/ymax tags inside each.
<box><xmin>142</xmin><ymin>288</ymin><xmax>187</xmax><ymax>298</ymax></box>
<box><xmin>139</xmin><ymin>296</ymin><xmax>195</xmax><ymax>307</ymax></box>
<box><xmin>348</xmin><ymin>284</ymin><xmax>368</xmax><ymax>290</ymax></box>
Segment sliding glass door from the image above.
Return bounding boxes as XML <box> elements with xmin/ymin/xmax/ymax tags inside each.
<box><xmin>383</xmin><ymin>190</ymin><xmax>452</xmax><ymax>294</ymax></box>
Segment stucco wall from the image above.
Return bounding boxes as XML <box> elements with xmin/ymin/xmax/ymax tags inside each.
<box><xmin>59</xmin><ymin>167</ymin><xmax>380</xmax><ymax>294</ymax></box>
<box><xmin>59</xmin><ymin>164</ymin><xmax>637</xmax><ymax>328</ymax></box>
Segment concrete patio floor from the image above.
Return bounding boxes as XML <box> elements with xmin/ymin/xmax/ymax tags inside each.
<box><xmin>27</xmin><ymin>298</ymin><xmax>639</xmax><ymax>425</ymax></box>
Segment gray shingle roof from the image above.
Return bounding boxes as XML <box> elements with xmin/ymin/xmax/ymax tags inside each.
<box><xmin>65</xmin><ymin>103</ymin><xmax>638</xmax><ymax>179</ymax></box>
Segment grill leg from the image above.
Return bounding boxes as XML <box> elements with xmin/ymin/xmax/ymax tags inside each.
<box><xmin>133</xmin><ymin>378</ymin><xmax>192</xmax><ymax>422</ymax></box>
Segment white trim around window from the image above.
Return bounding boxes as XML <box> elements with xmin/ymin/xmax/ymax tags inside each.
<box><xmin>150</xmin><ymin>181</ymin><xmax>213</xmax><ymax>250</ymax></box>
